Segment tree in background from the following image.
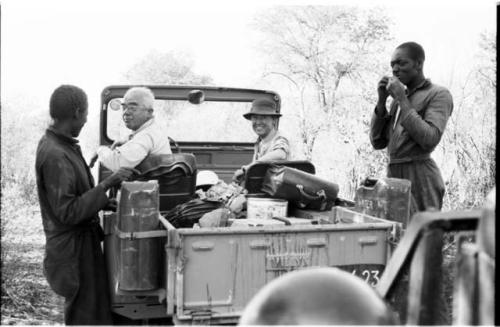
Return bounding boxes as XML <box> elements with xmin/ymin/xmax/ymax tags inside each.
<box><xmin>123</xmin><ymin>49</ymin><xmax>214</xmax><ymax>119</ymax></box>
<box><xmin>1</xmin><ymin>98</ymin><xmax>52</xmax><ymax>273</ymax></box>
<box><xmin>254</xmin><ymin>5</ymin><xmax>394</xmax><ymax>197</ymax></box>
<box><xmin>438</xmin><ymin>30</ymin><xmax>496</xmax><ymax>210</ymax></box>
<box><xmin>1</xmin><ymin>99</ymin><xmax>51</xmax><ymax>205</ymax></box>
<box><xmin>124</xmin><ymin>49</ymin><xmax>213</xmax><ymax>85</ymax></box>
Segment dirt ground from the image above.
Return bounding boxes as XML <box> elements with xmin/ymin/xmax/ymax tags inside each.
<box><xmin>1</xmin><ymin>201</ymin><xmax>65</xmax><ymax>325</ymax></box>
<box><xmin>1</xmin><ymin>241</ymin><xmax>64</xmax><ymax>325</ymax></box>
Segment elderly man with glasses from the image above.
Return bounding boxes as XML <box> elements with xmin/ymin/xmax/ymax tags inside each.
<box><xmin>96</xmin><ymin>86</ymin><xmax>172</xmax><ymax>172</ymax></box>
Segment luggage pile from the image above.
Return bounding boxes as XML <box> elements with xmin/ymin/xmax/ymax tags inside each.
<box><xmin>124</xmin><ymin>157</ymin><xmax>406</xmax><ymax>231</ymax></box>
<box><xmin>159</xmin><ymin>160</ymin><xmax>354</xmax><ymax>229</ymax></box>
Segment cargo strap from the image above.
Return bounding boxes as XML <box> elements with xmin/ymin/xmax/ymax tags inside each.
<box><xmin>113</xmin><ymin>225</ymin><xmax>168</xmax><ymax>240</ymax></box>
<box><xmin>115</xmin><ymin>285</ymin><xmax>167</xmax><ymax>304</ymax></box>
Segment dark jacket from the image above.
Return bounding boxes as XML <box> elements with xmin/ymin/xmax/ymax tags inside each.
<box><xmin>36</xmin><ymin>127</ymin><xmax>112</xmax><ymax>324</ymax></box>
<box><xmin>369</xmin><ymin>80</ymin><xmax>453</xmax><ymax>213</ymax></box>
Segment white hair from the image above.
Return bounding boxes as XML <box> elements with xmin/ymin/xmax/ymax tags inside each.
<box><xmin>124</xmin><ymin>86</ymin><xmax>155</xmax><ymax>110</ymax></box>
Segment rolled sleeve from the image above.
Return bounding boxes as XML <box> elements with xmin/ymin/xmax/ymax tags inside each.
<box><xmin>97</xmin><ymin>134</ymin><xmax>152</xmax><ymax>171</ymax></box>
<box><xmin>97</xmin><ymin>146</ymin><xmax>121</xmax><ymax>172</ymax></box>
<box><xmin>270</xmin><ymin>136</ymin><xmax>290</xmax><ymax>158</ymax></box>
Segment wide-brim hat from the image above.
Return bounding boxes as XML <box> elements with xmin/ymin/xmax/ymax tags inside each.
<box><xmin>243</xmin><ymin>98</ymin><xmax>281</xmax><ymax>120</ymax></box>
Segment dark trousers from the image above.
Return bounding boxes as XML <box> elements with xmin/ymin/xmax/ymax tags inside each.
<box><xmin>387</xmin><ymin>159</ymin><xmax>450</xmax><ymax>324</ymax></box>
<box><xmin>64</xmin><ymin>229</ymin><xmax>113</xmax><ymax>325</ymax></box>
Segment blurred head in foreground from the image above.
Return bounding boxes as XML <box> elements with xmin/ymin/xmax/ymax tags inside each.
<box><xmin>239</xmin><ymin>267</ymin><xmax>398</xmax><ymax>325</ymax></box>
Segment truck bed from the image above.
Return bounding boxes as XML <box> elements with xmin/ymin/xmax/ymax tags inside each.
<box><xmin>104</xmin><ymin>207</ymin><xmax>398</xmax><ymax>323</ymax></box>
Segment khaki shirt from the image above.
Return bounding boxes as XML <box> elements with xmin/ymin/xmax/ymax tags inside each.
<box><xmin>253</xmin><ymin>131</ymin><xmax>291</xmax><ymax>161</ymax></box>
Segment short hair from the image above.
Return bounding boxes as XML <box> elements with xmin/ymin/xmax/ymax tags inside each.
<box><xmin>124</xmin><ymin>86</ymin><xmax>155</xmax><ymax>110</ymax></box>
<box><xmin>49</xmin><ymin>85</ymin><xmax>88</xmax><ymax>120</ymax></box>
<box><xmin>396</xmin><ymin>42</ymin><xmax>425</xmax><ymax>62</ymax></box>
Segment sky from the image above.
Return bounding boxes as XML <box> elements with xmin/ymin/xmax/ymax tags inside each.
<box><xmin>1</xmin><ymin>0</ymin><xmax>496</xmax><ymax>113</ymax></box>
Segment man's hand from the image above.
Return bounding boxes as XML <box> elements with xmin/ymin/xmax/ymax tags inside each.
<box><xmin>111</xmin><ymin>140</ymin><xmax>126</xmax><ymax>150</ymax></box>
<box><xmin>103</xmin><ymin>198</ymin><xmax>117</xmax><ymax>212</ymax></box>
<box><xmin>386</xmin><ymin>76</ymin><xmax>407</xmax><ymax>101</ymax></box>
<box><xmin>376</xmin><ymin>76</ymin><xmax>391</xmax><ymax>116</ymax></box>
<box><xmin>100</xmin><ymin>167</ymin><xmax>138</xmax><ymax>190</ymax></box>
<box><xmin>90</xmin><ymin>140</ymin><xmax>126</xmax><ymax>168</ymax></box>
<box><xmin>377</xmin><ymin>76</ymin><xmax>390</xmax><ymax>103</ymax></box>
<box><xmin>232</xmin><ymin>168</ymin><xmax>245</xmax><ymax>185</ymax></box>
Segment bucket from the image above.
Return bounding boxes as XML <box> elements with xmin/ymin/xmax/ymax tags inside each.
<box><xmin>246</xmin><ymin>197</ymin><xmax>288</xmax><ymax>219</ymax></box>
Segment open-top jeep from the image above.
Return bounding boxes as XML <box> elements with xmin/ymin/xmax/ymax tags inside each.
<box><xmin>98</xmin><ymin>85</ymin><xmax>400</xmax><ymax>324</ymax></box>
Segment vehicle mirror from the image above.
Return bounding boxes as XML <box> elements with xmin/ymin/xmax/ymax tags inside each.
<box><xmin>188</xmin><ymin>90</ymin><xmax>205</xmax><ymax>105</ymax></box>
<box><xmin>109</xmin><ymin>98</ymin><xmax>122</xmax><ymax>111</ymax></box>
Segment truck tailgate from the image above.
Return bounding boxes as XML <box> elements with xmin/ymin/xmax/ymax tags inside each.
<box><xmin>167</xmin><ymin>217</ymin><xmax>395</xmax><ymax>323</ymax></box>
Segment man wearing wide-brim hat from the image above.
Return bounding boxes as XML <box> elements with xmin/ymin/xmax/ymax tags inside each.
<box><xmin>232</xmin><ymin>98</ymin><xmax>290</xmax><ymax>184</ymax></box>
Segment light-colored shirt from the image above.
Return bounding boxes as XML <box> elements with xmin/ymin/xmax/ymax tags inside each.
<box><xmin>253</xmin><ymin>130</ymin><xmax>290</xmax><ymax>162</ymax></box>
<box><xmin>97</xmin><ymin>118</ymin><xmax>172</xmax><ymax>172</ymax></box>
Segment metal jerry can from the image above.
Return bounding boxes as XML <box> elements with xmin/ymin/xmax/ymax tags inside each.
<box><xmin>117</xmin><ymin>181</ymin><xmax>160</xmax><ymax>291</ymax></box>
<box><xmin>354</xmin><ymin>177</ymin><xmax>411</xmax><ymax>227</ymax></box>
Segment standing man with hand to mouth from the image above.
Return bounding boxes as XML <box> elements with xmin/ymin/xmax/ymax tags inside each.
<box><xmin>370</xmin><ymin>41</ymin><xmax>453</xmax><ymax>215</ymax></box>
<box><xmin>232</xmin><ymin>98</ymin><xmax>290</xmax><ymax>184</ymax></box>
<box><xmin>369</xmin><ymin>42</ymin><xmax>453</xmax><ymax>324</ymax></box>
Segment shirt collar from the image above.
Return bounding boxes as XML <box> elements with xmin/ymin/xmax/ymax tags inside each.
<box><xmin>130</xmin><ymin>118</ymin><xmax>154</xmax><ymax>137</ymax></box>
<box><xmin>47</xmin><ymin>126</ymin><xmax>79</xmax><ymax>145</ymax></box>
<box><xmin>408</xmin><ymin>78</ymin><xmax>431</xmax><ymax>97</ymax></box>
<box><xmin>255</xmin><ymin>129</ymin><xmax>279</xmax><ymax>144</ymax></box>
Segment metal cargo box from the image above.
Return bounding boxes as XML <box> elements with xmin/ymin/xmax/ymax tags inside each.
<box><xmin>118</xmin><ymin>181</ymin><xmax>161</xmax><ymax>291</ymax></box>
<box><xmin>354</xmin><ymin>177</ymin><xmax>412</xmax><ymax>227</ymax></box>
<box><xmin>162</xmin><ymin>207</ymin><xmax>398</xmax><ymax>324</ymax></box>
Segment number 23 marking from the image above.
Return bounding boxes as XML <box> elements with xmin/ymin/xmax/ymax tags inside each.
<box><xmin>352</xmin><ymin>269</ymin><xmax>380</xmax><ymax>286</ymax></box>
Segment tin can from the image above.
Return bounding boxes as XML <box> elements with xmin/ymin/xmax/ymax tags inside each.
<box><xmin>246</xmin><ymin>197</ymin><xmax>288</xmax><ymax>219</ymax></box>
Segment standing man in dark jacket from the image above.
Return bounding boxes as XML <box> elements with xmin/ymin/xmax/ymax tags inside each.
<box><xmin>369</xmin><ymin>42</ymin><xmax>453</xmax><ymax>324</ymax></box>
<box><xmin>36</xmin><ymin>85</ymin><xmax>135</xmax><ymax>324</ymax></box>
<box><xmin>370</xmin><ymin>41</ymin><xmax>453</xmax><ymax>214</ymax></box>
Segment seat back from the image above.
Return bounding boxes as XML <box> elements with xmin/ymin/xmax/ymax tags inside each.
<box><xmin>135</xmin><ymin>153</ymin><xmax>197</xmax><ymax>212</ymax></box>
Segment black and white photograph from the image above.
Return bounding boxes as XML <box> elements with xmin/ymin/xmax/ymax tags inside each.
<box><xmin>1</xmin><ymin>0</ymin><xmax>496</xmax><ymax>325</ymax></box>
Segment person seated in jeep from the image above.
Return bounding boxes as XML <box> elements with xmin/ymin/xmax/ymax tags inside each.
<box><xmin>232</xmin><ymin>98</ymin><xmax>290</xmax><ymax>184</ymax></box>
<box><xmin>96</xmin><ymin>86</ymin><xmax>172</xmax><ymax>171</ymax></box>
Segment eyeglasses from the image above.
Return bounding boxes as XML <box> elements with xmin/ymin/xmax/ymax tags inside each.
<box><xmin>121</xmin><ymin>102</ymin><xmax>141</xmax><ymax>112</ymax></box>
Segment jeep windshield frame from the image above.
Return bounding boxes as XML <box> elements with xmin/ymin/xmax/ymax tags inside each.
<box><xmin>100</xmin><ymin>85</ymin><xmax>282</xmax><ymax>147</ymax></box>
